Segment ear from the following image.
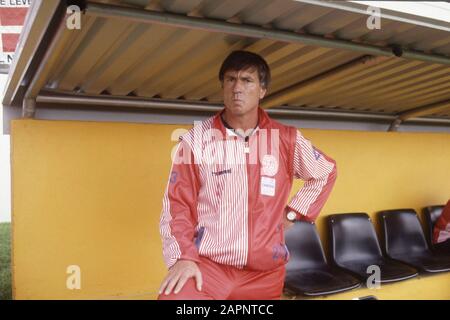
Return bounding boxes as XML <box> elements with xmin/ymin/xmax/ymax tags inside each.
<box><xmin>259</xmin><ymin>87</ymin><xmax>267</xmax><ymax>99</ymax></box>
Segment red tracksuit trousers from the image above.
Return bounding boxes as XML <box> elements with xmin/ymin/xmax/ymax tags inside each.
<box><xmin>158</xmin><ymin>256</ymin><xmax>285</xmax><ymax>300</ymax></box>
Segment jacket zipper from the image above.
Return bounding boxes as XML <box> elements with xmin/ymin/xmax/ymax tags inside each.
<box><xmin>245</xmin><ymin>136</ymin><xmax>252</xmax><ymax>269</ymax></box>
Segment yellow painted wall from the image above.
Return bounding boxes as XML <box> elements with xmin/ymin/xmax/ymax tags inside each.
<box><xmin>10</xmin><ymin>119</ymin><xmax>450</xmax><ymax>300</ymax></box>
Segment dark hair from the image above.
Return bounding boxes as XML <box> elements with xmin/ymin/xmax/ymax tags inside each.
<box><xmin>219</xmin><ymin>50</ymin><xmax>271</xmax><ymax>89</ymax></box>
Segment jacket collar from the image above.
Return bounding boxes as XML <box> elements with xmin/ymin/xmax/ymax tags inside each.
<box><xmin>212</xmin><ymin>107</ymin><xmax>271</xmax><ymax>138</ymax></box>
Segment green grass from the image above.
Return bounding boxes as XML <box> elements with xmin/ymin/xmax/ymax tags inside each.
<box><xmin>0</xmin><ymin>222</ymin><xmax>12</xmax><ymax>300</ymax></box>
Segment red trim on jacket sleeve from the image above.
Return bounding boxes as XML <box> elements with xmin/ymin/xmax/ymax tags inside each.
<box><xmin>287</xmin><ymin>130</ymin><xmax>337</xmax><ymax>222</ymax></box>
<box><xmin>160</xmin><ymin>140</ymin><xmax>201</xmax><ymax>268</ymax></box>
<box><xmin>433</xmin><ymin>199</ymin><xmax>450</xmax><ymax>244</ymax></box>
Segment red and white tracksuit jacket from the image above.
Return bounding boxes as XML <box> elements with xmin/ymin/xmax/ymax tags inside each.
<box><xmin>433</xmin><ymin>199</ymin><xmax>450</xmax><ymax>244</ymax></box>
<box><xmin>160</xmin><ymin>107</ymin><xmax>337</xmax><ymax>271</ymax></box>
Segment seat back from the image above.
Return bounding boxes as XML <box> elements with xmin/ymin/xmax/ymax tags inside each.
<box><xmin>423</xmin><ymin>205</ymin><xmax>444</xmax><ymax>248</ymax></box>
<box><xmin>285</xmin><ymin>221</ymin><xmax>327</xmax><ymax>271</ymax></box>
<box><xmin>328</xmin><ymin>213</ymin><xmax>383</xmax><ymax>266</ymax></box>
<box><xmin>378</xmin><ymin>209</ymin><xmax>429</xmax><ymax>256</ymax></box>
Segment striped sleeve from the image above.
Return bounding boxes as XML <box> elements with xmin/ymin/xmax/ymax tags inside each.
<box><xmin>287</xmin><ymin>130</ymin><xmax>337</xmax><ymax>222</ymax></box>
<box><xmin>159</xmin><ymin>139</ymin><xmax>201</xmax><ymax>269</ymax></box>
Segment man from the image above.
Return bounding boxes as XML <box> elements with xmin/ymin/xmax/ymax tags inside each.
<box><xmin>433</xmin><ymin>199</ymin><xmax>450</xmax><ymax>254</ymax></box>
<box><xmin>158</xmin><ymin>50</ymin><xmax>337</xmax><ymax>300</ymax></box>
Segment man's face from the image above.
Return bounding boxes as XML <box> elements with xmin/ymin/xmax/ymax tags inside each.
<box><xmin>222</xmin><ymin>68</ymin><xmax>267</xmax><ymax>117</ymax></box>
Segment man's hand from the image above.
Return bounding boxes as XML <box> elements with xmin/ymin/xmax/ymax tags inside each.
<box><xmin>159</xmin><ymin>260</ymin><xmax>203</xmax><ymax>295</ymax></box>
<box><xmin>283</xmin><ymin>216</ymin><xmax>294</xmax><ymax>230</ymax></box>
<box><xmin>283</xmin><ymin>208</ymin><xmax>295</xmax><ymax>230</ymax></box>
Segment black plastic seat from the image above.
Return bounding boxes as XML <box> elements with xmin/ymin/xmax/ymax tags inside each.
<box><xmin>379</xmin><ymin>209</ymin><xmax>450</xmax><ymax>273</ymax></box>
<box><xmin>423</xmin><ymin>205</ymin><xmax>444</xmax><ymax>251</ymax></box>
<box><xmin>284</xmin><ymin>221</ymin><xmax>361</xmax><ymax>296</ymax></box>
<box><xmin>328</xmin><ymin>213</ymin><xmax>418</xmax><ymax>284</ymax></box>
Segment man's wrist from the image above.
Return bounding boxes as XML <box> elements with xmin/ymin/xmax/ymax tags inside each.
<box><xmin>286</xmin><ymin>208</ymin><xmax>298</xmax><ymax>222</ymax></box>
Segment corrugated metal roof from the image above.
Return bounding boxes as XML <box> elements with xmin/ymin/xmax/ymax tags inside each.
<box><xmin>4</xmin><ymin>0</ymin><xmax>450</xmax><ymax>124</ymax></box>
<box><xmin>91</xmin><ymin>0</ymin><xmax>450</xmax><ymax>56</ymax></box>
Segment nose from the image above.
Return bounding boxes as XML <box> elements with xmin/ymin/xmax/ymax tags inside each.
<box><xmin>232</xmin><ymin>79</ymin><xmax>243</xmax><ymax>93</ymax></box>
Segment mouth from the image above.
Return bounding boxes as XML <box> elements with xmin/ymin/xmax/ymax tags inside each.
<box><xmin>232</xmin><ymin>100</ymin><xmax>244</xmax><ymax>107</ymax></box>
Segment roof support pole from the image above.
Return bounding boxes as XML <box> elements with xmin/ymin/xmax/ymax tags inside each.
<box><xmin>36</xmin><ymin>92</ymin><xmax>450</xmax><ymax>126</ymax></box>
<box><xmin>36</xmin><ymin>92</ymin><xmax>394</xmax><ymax>121</ymax></box>
<box><xmin>3</xmin><ymin>0</ymin><xmax>61</xmax><ymax>106</ymax></box>
<box><xmin>22</xmin><ymin>98</ymin><xmax>36</xmax><ymax>118</ymax></box>
<box><xmin>388</xmin><ymin>99</ymin><xmax>450</xmax><ymax>131</ymax></box>
<box><xmin>21</xmin><ymin>6</ymin><xmax>71</xmax><ymax>118</ymax></box>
